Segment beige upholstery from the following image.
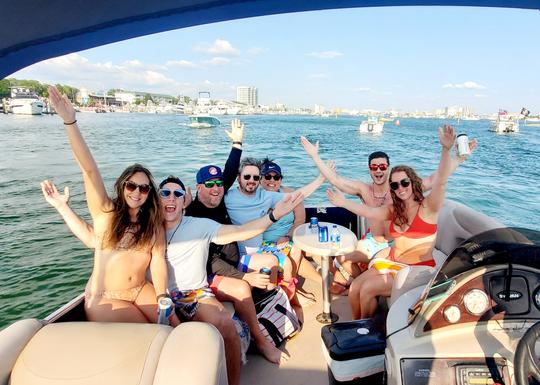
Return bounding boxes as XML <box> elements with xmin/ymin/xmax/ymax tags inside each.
<box><xmin>1</xmin><ymin>321</ymin><xmax>227</xmax><ymax>385</ymax></box>
<box><xmin>388</xmin><ymin>200</ymin><xmax>504</xmax><ymax>305</ymax></box>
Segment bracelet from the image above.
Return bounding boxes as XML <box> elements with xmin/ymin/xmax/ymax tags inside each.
<box><xmin>268</xmin><ymin>210</ymin><xmax>278</xmax><ymax>223</ymax></box>
<box><xmin>63</xmin><ymin>120</ymin><xmax>77</xmax><ymax>125</ymax></box>
<box><xmin>232</xmin><ymin>141</ymin><xmax>242</xmax><ymax>145</ymax></box>
<box><xmin>156</xmin><ymin>293</ymin><xmax>167</xmax><ymax>302</ymax></box>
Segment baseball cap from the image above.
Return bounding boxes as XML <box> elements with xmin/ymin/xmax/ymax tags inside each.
<box><xmin>261</xmin><ymin>162</ymin><xmax>282</xmax><ymax>176</ymax></box>
<box><xmin>196</xmin><ymin>165</ymin><xmax>223</xmax><ymax>184</ymax></box>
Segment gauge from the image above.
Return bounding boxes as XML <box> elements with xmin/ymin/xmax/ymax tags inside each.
<box><xmin>443</xmin><ymin>305</ymin><xmax>461</xmax><ymax>323</ymax></box>
<box><xmin>463</xmin><ymin>289</ymin><xmax>490</xmax><ymax>316</ymax></box>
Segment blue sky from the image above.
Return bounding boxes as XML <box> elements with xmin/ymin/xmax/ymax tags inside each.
<box><xmin>12</xmin><ymin>6</ymin><xmax>540</xmax><ymax>114</ymax></box>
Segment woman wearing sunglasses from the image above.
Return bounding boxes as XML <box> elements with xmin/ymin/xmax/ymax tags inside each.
<box><xmin>327</xmin><ymin>124</ymin><xmax>474</xmax><ymax>320</ymax></box>
<box><xmin>47</xmin><ymin>86</ymin><xmax>168</xmax><ymax>324</ymax></box>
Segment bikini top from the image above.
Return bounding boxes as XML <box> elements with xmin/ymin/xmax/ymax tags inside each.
<box><xmin>389</xmin><ymin>206</ymin><xmax>437</xmax><ymax>240</ymax></box>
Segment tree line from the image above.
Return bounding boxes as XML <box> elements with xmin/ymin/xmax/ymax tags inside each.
<box><xmin>0</xmin><ymin>79</ymin><xmax>79</xmax><ymax>101</ymax></box>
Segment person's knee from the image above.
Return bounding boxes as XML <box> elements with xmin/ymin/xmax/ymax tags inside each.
<box><xmin>212</xmin><ymin>312</ymin><xmax>237</xmax><ymax>339</ymax></box>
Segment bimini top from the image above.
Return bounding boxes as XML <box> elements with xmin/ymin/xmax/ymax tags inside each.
<box><xmin>1</xmin><ymin>0</ymin><xmax>539</xmax><ymax>79</ymax></box>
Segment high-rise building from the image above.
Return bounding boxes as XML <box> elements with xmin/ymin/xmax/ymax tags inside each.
<box><xmin>236</xmin><ymin>86</ymin><xmax>258</xmax><ymax>107</ymax></box>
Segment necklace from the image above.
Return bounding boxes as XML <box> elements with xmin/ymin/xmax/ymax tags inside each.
<box><xmin>372</xmin><ymin>186</ymin><xmax>389</xmax><ymax>206</ymax></box>
<box><xmin>166</xmin><ymin>221</ymin><xmax>182</xmax><ymax>248</ymax></box>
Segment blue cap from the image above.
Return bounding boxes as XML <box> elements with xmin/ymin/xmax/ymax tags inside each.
<box><xmin>261</xmin><ymin>162</ymin><xmax>282</xmax><ymax>176</ymax></box>
<box><xmin>196</xmin><ymin>165</ymin><xmax>223</xmax><ymax>184</ymax></box>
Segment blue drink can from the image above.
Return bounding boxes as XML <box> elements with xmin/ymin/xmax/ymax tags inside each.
<box><xmin>318</xmin><ymin>225</ymin><xmax>329</xmax><ymax>243</ymax></box>
<box><xmin>157</xmin><ymin>297</ymin><xmax>174</xmax><ymax>325</ymax></box>
<box><xmin>309</xmin><ymin>217</ymin><xmax>319</xmax><ymax>234</ymax></box>
<box><xmin>259</xmin><ymin>267</ymin><xmax>272</xmax><ymax>275</ymax></box>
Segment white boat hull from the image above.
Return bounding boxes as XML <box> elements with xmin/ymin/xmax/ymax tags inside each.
<box><xmin>359</xmin><ymin>121</ymin><xmax>384</xmax><ymax>133</ymax></box>
<box><xmin>10</xmin><ymin>99</ymin><xmax>44</xmax><ymax>115</ymax></box>
<box><xmin>489</xmin><ymin>120</ymin><xmax>519</xmax><ymax>133</ymax></box>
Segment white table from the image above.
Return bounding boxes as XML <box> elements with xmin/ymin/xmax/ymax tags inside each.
<box><xmin>293</xmin><ymin>222</ymin><xmax>357</xmax><ymax>323</ymax></box>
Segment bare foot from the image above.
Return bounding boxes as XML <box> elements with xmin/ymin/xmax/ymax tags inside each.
<box><xmin>296</xmin><ymin>290</ymin><xmax>317</xmax><ymax>307</ymax></box>
<box><xmin>257</xmin><ymin>340</ymin><xmax>290</xmax><ymax>365</ymax></box>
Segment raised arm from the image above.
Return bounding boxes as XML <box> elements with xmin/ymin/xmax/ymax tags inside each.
<box><xmin>301</xmin><ymin>136</ymin><xmax>368</xmax><ymax>196</ymax></box>
<box><xmin>48</xmin><ymin>86</ymin><xmax>112</xmax><ymax>218</ymax></box>
<box><xmin>215</xmin><ymin>192</ymin><xmax>304</xmax><ymax>245</ymax></box>
<box><xmin>327</xmin><ymin>187</ymin><xmax>390</xmax><ymax>221</ymax></box>
<box><xmin>41</xmin><ymin>180</ymin><xmax>95</xmax><ymax>248</ymax></box>
<box><xmin>425</xmin><ymin>125</ymin><xmax>459</xmax><ymax>212</ymax></box>
<box><xmin>421</xmin><ymin>137</ymin><xmax>478</xmax><ymax>191</ymax></box>
<box><xmin>222</xmin><ymin>119</ymin><xmax>244</xmax><ymax>191</ymax></box>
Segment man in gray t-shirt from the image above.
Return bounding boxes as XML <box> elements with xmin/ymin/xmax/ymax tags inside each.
<box><xmin>159</xmin><ymin>176</ymin><xmax>302</xmax><ymax>385</ymax></box>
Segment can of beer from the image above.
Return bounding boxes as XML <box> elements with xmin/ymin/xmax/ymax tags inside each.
<box><xmin>318</xmin><ymin>225</ymin><xmax>329</xmax><ymax>243</ymax></box>
<box><xmin>157</xmin><ymin>297</ymin><xmax>174</xmax><ymax>325</ymax></box>
<box><xmin>456</xmin><ymin>133</ymin><xmax>470</xmax><ymax>157</ymax></box>
<box><xmin>259</xmin><ymin>267</ymin><xmax>272</xmax><ymax>275</ymax></box>
<box><xmin>309</xmin><ymin>217</ymin><xmax>319</xmax><ymax>234</ymax></box>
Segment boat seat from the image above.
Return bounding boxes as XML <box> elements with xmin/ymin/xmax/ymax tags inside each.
<box><xmin>388</xmin><ymin>200</ymin><xmax>504</xmax><ymax>306</ymax></box>
<box><xmin>0</xmin><ymin>320</ymin><xmax>227</xmax><ymax>385</ymax></box>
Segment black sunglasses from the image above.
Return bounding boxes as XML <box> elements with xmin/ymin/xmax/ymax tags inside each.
<box><xmin>204</xmin><ymin>180</ymin><xmax>224</xmax><ymax>188</ymax></box>
<box><xmin>159</xmin><ymin>188</ymin><xmax>185</xmax><ymax>198</ymax></box>
<box><xmin>242</xmin><ymin>174</ymin><xmax>260</xmax><ymax>181</ymax></box>
<box><xmin>124</xmin><ymin>180</ymin><xmax>151</xmax><ymax>194</ymax></box>
<box><xmin>390</xmin><ymin>178</ymin><xmax>411</xmax><ymax>191</ymax></box>
<box><xmin>264</xmin><ymin>174</ymin><xmax>282</xmax><ymax>181</ymax></box>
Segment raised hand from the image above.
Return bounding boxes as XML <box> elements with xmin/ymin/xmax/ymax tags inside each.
<box><xmin>225</xmin><ymin>118</ymin><xmax>244</xmax><ymax>143</ymax></box>
<box><xmin>327</xmin><ymin>187</ymin><xmax>347</xmax><ymax>208</ymax></box>
<box><xmin>48</xmin><ymin>86</ymin><xmax>76</xmax><ymax>124</ymax></box>
<box><xmin>439</xmin><ymin>124</ymin><xmax>456</xmax><ymax>150</ymax></box>
<box><xmin>273</xmin><ymin>191</ymin><xmax>304</xmax><ymax>220</ymax></box>
<box><xmin>455</xmin><ymin>138</ymin><xmax>478</xmax><ymax>163</ymax></box>
<box><xmin>300</xmin><ymin>136</ymin><xmax>320</xmax><ymax>158</ymax></box>
<box><xmin>41</xmin><ymin>180</ymin><xmax>70</xmax><ymax>209</ymax></box>
<box><xmin>326</xmin><ymin>160</ymin><xmax>337</xmax><ymax>173</ymax></box>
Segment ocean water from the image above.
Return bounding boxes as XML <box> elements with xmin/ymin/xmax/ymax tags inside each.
<box><xmin>1</xmin><ymin>113</ymin><xmax>539</xmax><ymax>329</ymax></box>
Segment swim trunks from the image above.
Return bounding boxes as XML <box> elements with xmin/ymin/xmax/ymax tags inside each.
<box><xmin>170</xmin><ymin>286</ymin><xmax>214</xmax><ymax>320</ymax></box>
<box><xmin>362</xmin><ymin>231</ymin><xmax>391</xmax><ymax>258</ymax></box>
<box><xmin>84</xmin><ymin>283</ymin><xmax>144</xmax><ymax>303</ymax></box>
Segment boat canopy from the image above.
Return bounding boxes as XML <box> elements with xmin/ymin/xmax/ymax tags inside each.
<box><xmin>1</xmin><ymin>0</ymin><xmax>539</xmax><ymax>79</ymax></box>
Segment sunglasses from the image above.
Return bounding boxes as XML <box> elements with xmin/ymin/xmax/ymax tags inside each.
<box><xmin>264</xmin><ymin>174</ymin><xmax>282</xmax><ymax>181</ymax></box>
<box><xmin>390</xmin><ymin>178</ymin><xmax>411</xmax><ymax>191</ymax></box>
<box><xmin>242</xmin><ymin>174</ymin><xmax>260</xmax><ymax>181</ymax></box>
<box><xmin>204</xmin><ymin>180</ymin><xmax>224</xmax><ymax>188</ymax></box>
<box><xmin>369</xmin><ymin>163</ymin><xmax>388</xmax><ymax>171</ymax></box>
<box><xmin>159</xmin><ymin>188</ymin><xmax>185</xmax><ymax>198</ymax></box>
<box><xmin>124</xmin><ymin>181</ymin><xmax>151</xmax><ymax>194</ymax></box>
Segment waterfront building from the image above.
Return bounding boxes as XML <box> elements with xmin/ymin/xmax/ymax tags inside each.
<box><xmin>236</xmin><ymin>86</ymin><xmax>258</xmax><ymax>107</ymax></box>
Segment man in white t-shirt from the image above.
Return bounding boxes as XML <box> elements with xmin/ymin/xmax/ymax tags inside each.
<box><xmin>160</xmin><ymin>176</ymin><xmax>303</xmax><ymax>385</ymax></box>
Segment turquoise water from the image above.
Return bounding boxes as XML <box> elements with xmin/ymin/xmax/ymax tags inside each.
<box><xmin>1</xmin><ymin>113</ymin><xmax>539</xmax><ymax>329</ymax></box>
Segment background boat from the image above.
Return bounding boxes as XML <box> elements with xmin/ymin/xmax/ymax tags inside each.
<box><xmin>8</xmin><ymin>87</ymin><xmax>44</xmax><ymax>115</ymax></box>
<box><xmin>359</xmin><ymin>116</ymin><xmax>384</xmax><ymax>133</ymax></box>
<box><xmin>188</xmin><ymin>114</ymin><xmax>221</xmax><ymax>128</ymax></box>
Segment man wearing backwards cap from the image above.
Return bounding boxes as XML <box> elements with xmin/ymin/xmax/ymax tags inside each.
<box><xmin>185</xmin><ymin>120</ymin><xmax>287</xmax><ymax>364</ymax></box>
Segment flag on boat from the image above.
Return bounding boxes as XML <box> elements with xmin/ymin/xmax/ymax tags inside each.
<box><xmin>520</xmin><ymin>107</ymin><xmax>530</xmax><ymax>117</ymax></box>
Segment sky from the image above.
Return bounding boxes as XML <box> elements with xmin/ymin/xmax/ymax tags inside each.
<box><xmin>11</xmin><ymin>6</ymin><xmax>540</xmax><ymax>114</ymax></box>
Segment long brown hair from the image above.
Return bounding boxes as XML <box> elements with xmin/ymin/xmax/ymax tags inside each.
<box><xmin>104</xmin><ymin>164</ymin><xmax>162</xmax><ymax>250</ymax></box>
<box><xmin>390</xmin><ymin>165</ymin><xmax>424</xmax><ymax>227</ymax></box>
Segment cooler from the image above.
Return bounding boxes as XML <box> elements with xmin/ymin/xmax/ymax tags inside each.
<box><xmin>321</xmin><ymin>318</ymin><xmax>386</xmax><ymax>384</ymax></box>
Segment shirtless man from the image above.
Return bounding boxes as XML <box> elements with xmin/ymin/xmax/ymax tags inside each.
<box><xmin>301</xmin><ymin>136</ymin><xmax>477</xmax><ymax>293</ymax></box>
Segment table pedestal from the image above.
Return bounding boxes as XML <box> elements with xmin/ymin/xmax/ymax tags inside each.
<box><xmin>316</xmin><ymin>254</ymin><xmax>339</xmax><ymax>324</ymax></box>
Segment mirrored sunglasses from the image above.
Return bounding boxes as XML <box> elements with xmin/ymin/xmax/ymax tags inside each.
<box><xmin>204</xmin><ymin>180</ymin><xmax>224</xmax><ymax>188</ymax></box>
<box><xmin>369</xmin><ymin>163</ymin><xmax>388</xmax><ymax>171</ymax></box>
<box><xmin>159</xmin><ymin>188</ymin><xmax>185</xmax><ymax>198</ymax></box>
<box><xmin>124</xmin><ymin>180</ymin><xmax>151</xmax><ymax>194</ymax></box>
<box><xmin>390</xmin><ymin>178</ymin><xmax>411</xmax><ymax>191</ymax></box>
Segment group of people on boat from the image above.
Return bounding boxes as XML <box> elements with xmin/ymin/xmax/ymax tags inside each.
<box><xmin>42</xmin><ymin>86</ymin><xmax>476</xmax><ymax>384</ymax></box>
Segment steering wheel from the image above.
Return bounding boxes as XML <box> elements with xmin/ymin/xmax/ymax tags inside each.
<box><xmin>514</xmin><ymin>321</ymin><xmax>540</xmax><ymax>385</ymax></box>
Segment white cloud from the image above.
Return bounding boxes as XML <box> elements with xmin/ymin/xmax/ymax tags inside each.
<box><xmin>247</xmin><ymin>47</ymin><xmax>268</xmax><ymax>55</ymax></box>
<box><xmin>308</xmin><ymin>73</ymin><xmax>327</xmax><ymax>79</ymax></box>
<box><xmin>203</xmin><ymin>57</ymin><xmax>231</xmax><ymax>66</ymax></box>
<box><xmin>194</xmin><ymin>39</ymin><xmax>239</xmax><ymax>56</ymax></box>
<box><xmin>307</xmin><ymin>51</ymin><xmax>343</xmax><ymax>59</ymax></box>
<box><xmin>442</xmin><ymin>81</ymin><xmax>486</xmax><ymax>89</ymax></box>
<box><xmin>165</xmin><ymin>59</ymin><xmax>198</xmax><ymax>69</ymax></box>
<box><xmin>354</xmin><ymin>87</ymin><xmax>371</xmax><ymax>92</ymax></box>
<box><xmin>474</xmin><ymin>94</ymin><xmax>488</xmax><ymax>98</ymax></box>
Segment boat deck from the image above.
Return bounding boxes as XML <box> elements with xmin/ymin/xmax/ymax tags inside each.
<box><xmin>240</xmin><ymin>277</ymin><xmax>352</xmax><ymax>385</ymax></box>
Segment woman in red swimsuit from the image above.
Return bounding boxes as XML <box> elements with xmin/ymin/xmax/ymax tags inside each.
<box><xmin>327</xmin><ymin>125</ymin><xmax>474</xmax><ymax>319</ymax></box>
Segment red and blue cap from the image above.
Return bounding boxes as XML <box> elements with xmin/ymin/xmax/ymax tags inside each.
<box><xmin>196</xmin><ymin>165</ymin><xmax>223</xmax><ymax>184</ymax></box>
